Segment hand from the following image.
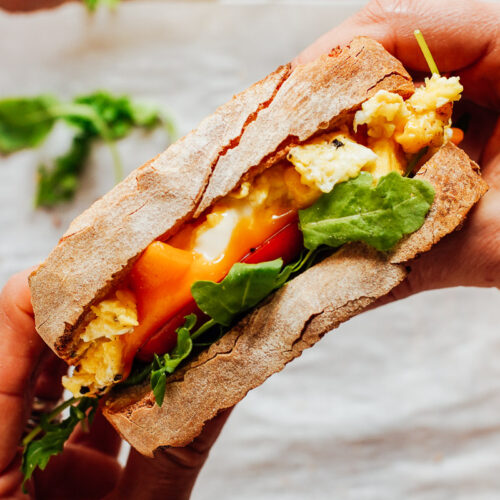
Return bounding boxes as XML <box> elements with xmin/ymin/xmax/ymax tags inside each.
<box><xmin>0</xmin><ymin>270</ymin><xmax>231</xmax><ymax>500</ymax></box>
<box><xmin>295</xmin><ymin>0</ymin><xmax>500</xmax><ymax>298</ymax></box>
<box><xmin>0</xmin><ymin>0</ymin><xmax>68</xmax><ymax>11</ymax></box>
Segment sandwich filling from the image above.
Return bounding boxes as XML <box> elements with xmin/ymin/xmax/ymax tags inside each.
<box><xmin>63</xmin><ymin>75</ymin><xmax>462</xmax><ymax>398</ymax></box>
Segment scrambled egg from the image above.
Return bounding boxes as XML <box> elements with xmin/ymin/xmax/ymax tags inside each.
<box><xmin>62</xmin><ymin>290</ymin><xmax>138</xmax><ymax>397</ymax></box>
<box><xmin>408</xmin><ymin>75</ymin><xmax>463</xmax><ymax>112</ymax></box>
<box><xmin>353</xmin><ymin>90</ymin><xmax>409</xmax><ymax>139</ymax></box>
<box><xmin>365</xmin><ymin>138</ymin><xmax>406</xmax><ymax>179</ymax></box>
<box><xmin>247</xmin><ymin>163</ymin><xmax>321</xmax><ymax>208</ymax></box>
<box><xmin>81</xmin><ymin>290</ymin><xmax>138</xmax><ymax>342</ymax></box>
<box><xmin>287</xmin><ymin>132</ymin><xmax>378</xmax><ymax>193</ymax></box>
<box><xmin>354</xmin><ymin>75</ymin><xmax>463</xmax><ymax>154</ymax></box>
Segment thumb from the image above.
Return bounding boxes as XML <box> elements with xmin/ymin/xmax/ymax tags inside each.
<box><xmin>107</xmin><ymin>408</ymin><xmax>232</xmax><ymax>500</ymax></box>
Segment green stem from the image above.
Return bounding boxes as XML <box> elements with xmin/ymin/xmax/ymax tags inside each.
<box><xmin>296</xmin><ymin>248</ymin><xmax>315</xmax><ymax>273</ymax></box>
<box><xmin>161</xmin><ymin>111</ymin><xmax>177</xmax><ymax>142</ymax></box>
<box><xmin>107</xmin><ymin>139</ymin><xmax>124</xmax><ymax>183</ymax></box>
<box><xmin>191</xmin><ymin>319</ymin><xmax>217</xmax><ymax>341</ymax></box>
<box><xmin>21</xmin><ymin>397</ymin><xmax>81</xmax><ymax>447</ymax></box>
<box><xmin>414</xmin><ymin>30</ymin><xmax>440</xmax><ymax>76</ymax></box>
<box><xmin>405</xmin><ymin>146</ymin><xmax>428</xmax><ymax>176</ymax></box>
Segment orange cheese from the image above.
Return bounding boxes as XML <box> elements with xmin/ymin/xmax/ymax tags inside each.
<box><xmin>121</xmin><ymin>205</ymin><xmax>297</xmax><ymax>365</ymax></box>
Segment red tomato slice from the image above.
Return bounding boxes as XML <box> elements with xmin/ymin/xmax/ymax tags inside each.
<box><xmin>241</xmin><ymin>220</ymin><xmax>303</xmax><ymax>264</ymax></box>
<box><xmin>137</xmin><ymin>221</ymin><xmax>303</xmax><ymax>361</ymax></box>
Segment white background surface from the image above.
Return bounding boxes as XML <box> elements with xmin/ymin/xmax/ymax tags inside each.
<box><xmin>1</xmin><ymin>2</ymin><xmax>500</xmax><ymax>499</ymax></box>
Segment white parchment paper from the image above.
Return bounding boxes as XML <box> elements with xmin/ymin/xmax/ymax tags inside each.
<box><xmin>1</xmin><ymin>2</ymin><xmax>500</xmax><ymax>498</ymax></box>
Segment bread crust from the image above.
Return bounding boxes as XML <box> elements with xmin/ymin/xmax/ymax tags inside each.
<box><xmin>390</xmin><ymin>143</ymin><xmax>488</xmax><ymax>263</ymax></box>
<box><xmin>102</xmin><ymin>143</ymin><xmax>487</xmax><ymax>456</ymax></box>
<box><xmin>29</xmin><ymin>36</ymin><xmax>413</xmax><ymax>359</ymax></box>
<box><xmin>105</xmin><ymin>244</ymin><xmax>407</xmax><ymax>455</ymax></box>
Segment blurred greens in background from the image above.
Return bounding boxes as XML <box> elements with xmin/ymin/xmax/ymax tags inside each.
<box><xmin>0</xmin><ymin>91</ymin><xmax>175</xmax><ymax>207</ymax></box>
<box><xmin>84</xmin><ymin>0</ymin><xmax>119</xmax><ymax>10</ymax></box>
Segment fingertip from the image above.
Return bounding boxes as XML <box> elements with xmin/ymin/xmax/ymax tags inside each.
<box><xmin>1</xmin><ymin>268</ymin><xmax>36</xmax><ymax>318</ymax></box>
<box><xmin>292</xmin><ymin>3</ymin><xmax>395</xmax><ymax>68</ymax></box>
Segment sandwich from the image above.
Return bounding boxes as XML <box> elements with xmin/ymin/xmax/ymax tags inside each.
<box><xmin>28</xmin><ymin>36</ymin><xmax>488</xmax><ymax>461</ymax></box>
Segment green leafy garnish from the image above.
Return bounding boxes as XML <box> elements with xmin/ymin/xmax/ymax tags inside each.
<box><xmin>150</xmin><ymin>314</ymin><xmax>196</xmax><ymax>406</ymax></box>
<box><xmin>68</xmin><ymin>92</ymin><xmax>163</xmax><ymax>140</ymax></box>
<box><xmin>148</xmin><ymin>250</ymin><xmax>321</xmax><ymax>406</ymax></box>
<box><xmin>21</xmin><ymin>397</ymin><xmax>98</xmax><ymax>491</ymax></box>
<box><xmin>0</xmin><ymin>96</ymin><xmax>60</xmax><ymax>153</ymax></box>
<box><xmin>191</xmin><ymin>259</ymin><xmax>284</xmax><ymax>326</ymax></box>
<box><xmin>0</xmin><ymin>91</ymin><xmax>174</xmax><ymax>207</ymax></box>
<box><xmin>84</xmin><ymin>0</ymin><xmax>120</xmax><ymax>11</ymax></box>
<box><xmin>36</xmin><ymin>133</ymin><xmax>92</xmax><ymax>206</ymax></box>
<box><xmin>299</xmin><ymin>172</ymin><xmax>435</xmax><ymax>252</ymax></box>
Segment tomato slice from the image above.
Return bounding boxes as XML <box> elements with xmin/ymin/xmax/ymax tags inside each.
<box><xmin>241</xmin><ymin>220</ymin><xmax>303</xmax><ymax>264</ymax></box>
<box><xmin>137</xmin><ymin>220</ymin><xmax>303</xmax><ymax>361</ymax></box>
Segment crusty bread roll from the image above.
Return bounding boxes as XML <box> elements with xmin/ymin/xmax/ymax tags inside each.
<box><xmin>29</xmin><ymin>37</ymin><xmax>487</xmax><ymax>456</ymax></box>
<box><xmin>103</xmin><ymin>143</ymin><xmax>486</xmax><ymax>456</ymax></box>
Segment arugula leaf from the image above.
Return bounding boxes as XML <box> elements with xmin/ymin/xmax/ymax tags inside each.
<box><xmin>0</xmin><ymin>96</ymin><xmax>59</xmax><ymax>154</ymax></box>
<box><xmin>35</xmin><ymin>133</ymin><xmax>91</xmax><ymax>207</ymax></box>
<box><xmin>144</xmin><ymin>249</ymin><xmax>323</xmax><ymax>406</ymax></box>
<box><xmin>299</xmin><ymin>172</ymin><xmax>435</xmax><ymax>252</ymax></box>
<box><xmin>191</xmin><ymin>259</ymin><xmax>283</xmax><ymax>326</ymax></box>
<box><xmin>151</xmin><ymin>366</ymin><xmax>167</xmax><ymax>407</ymax></box>
<box><xmin>273</xmin><ymin>248</ymin><xmax>319</xmax><ymax>288</ymax></box>
<box><xmin>150</xmin><ymin>314</ymin><xmax>195</xmax><ymax>406</ymax></box>
<box><xmin>0</xmin><ymin>91</ymin><xmax>174</xmax><ymax>207</ymax></box>
<box><xmin>68</xmin><ymin>91</ymin><xmax>163</xmax><ymax>140</ymax></box>
<box><xmin>21</xmin><ymin>397</ymin><xmax>98</xmax><ymax>490</ymax></box>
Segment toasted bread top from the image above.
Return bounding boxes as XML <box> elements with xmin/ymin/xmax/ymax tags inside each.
<box><xmin>29</xmin><ymin>37</ymin><xmax>413</xmax><ymax>359</ymax></box>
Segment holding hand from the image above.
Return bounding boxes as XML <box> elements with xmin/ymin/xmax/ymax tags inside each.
<box><xmin>0</xmin><ymin>270</ymin><xmax>230</xmax><ymax>500</ymax></box>
<box><xmin>297</xmin><ymin>0</ymin><xmax>500</xmax><ymax>297</ymax></box>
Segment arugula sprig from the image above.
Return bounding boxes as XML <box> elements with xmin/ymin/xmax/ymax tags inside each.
<box><xmin>405</xmin><ymin>146</ymin><xmax>429</xmax><ymax>177</ymax></box>
<box><xmin>146</xmin><ymin>249</ymin><xmax>320</xmax><ymax>407</ymax></box>
<box><xmin>21</xmin><ymin>397</ymin><xmax>98</xmax><ymax>491</ymax></box>
<box><xmin>151</xmin><ymin>314</ymin><xmax>196</xmax><ymax>406</ymax></box>
<box><xmin>0</xmin><ymin>91</ymin><xmax>174</xmax><ymax>207</ymax></box>
<box><xmin>299</xmin><ymin>171</ymin><xmax>435</xmax><ymax>252</ymax></box>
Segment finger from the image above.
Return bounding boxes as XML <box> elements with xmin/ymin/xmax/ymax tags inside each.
<box><xmin>33</xmin><ymin>352</ymin><xmax>68</xmax><ymax>403</ymax></box>
<box><xmin>0</xmin><ymin>452</ymin><xmax>33</xmax><ymax>498</ymax></box>
<box><xmin>294</xmin><ymin>0</ymin><xmax>500</xmax><ymax>109</ymax></box>
<box><xmin>33</xmin><ymin>444</ymin><xmax>121</xmax><ymax>500</ymax></box>
<box><xmin>107</xmin><ymin>408</ymin><xmax>233</xmax><ymax>500</ymax></box>
<box><xmin>481</xmin><ymin>116</ymin><xmax>500</xmax><ymax>189</ymax></box>
<box><xmin>69</xmin><ymin>409</ymin><xmax>122</xmax><ymax>459</ymax></box>
<box><xmin>0</xmin><ymin>0</ymin><xmax>69</xmax><ymax>12</ymax></box>
<box><xmin>452</xmin><ymin>100</ymin><xmax>499</xmax><ymax>164</ymax></box>
<box><xmin>0</xmin><ymin>270</ymin><xmax>46</xmax><ymax>473</ymax></box>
